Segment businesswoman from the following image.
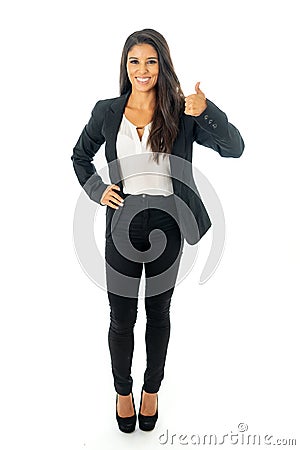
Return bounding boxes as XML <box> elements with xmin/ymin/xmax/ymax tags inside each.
<box><xmin>71</xmin><ymin>28</ymin><xmax>244</xmax><ymax>433</ymax></box>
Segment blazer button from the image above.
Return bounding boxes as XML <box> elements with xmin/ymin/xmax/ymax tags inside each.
<box><xmin>208</xmin><ymin>119</ymin><xmax>213</xmax><ymax>124</ymax></box>
<box><xmin>212</xmin><ymin>123</ymin><xmax>218</xmax><ymax>129</ymax></box>
<box><xmin>204</xmin><ymin>114</ymin><xmax>209</xmax><ymax>120</ymax></box>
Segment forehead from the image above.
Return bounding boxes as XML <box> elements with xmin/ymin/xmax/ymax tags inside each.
<box><xmin>128</xmin><ymin>43</ymin><xmax>158</xmax><ymax>58</ymax></box>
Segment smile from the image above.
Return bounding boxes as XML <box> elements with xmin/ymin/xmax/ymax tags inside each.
<box><xmin>136</xmin><ymin>77</ymin><xmax>151</xmax><ymax>83</ymax></box>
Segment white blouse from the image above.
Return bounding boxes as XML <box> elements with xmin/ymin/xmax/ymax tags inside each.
<box><xmin>116</xmin><ymin>115</ymin><xmax>174</xmax><ymax>196</ymax></box>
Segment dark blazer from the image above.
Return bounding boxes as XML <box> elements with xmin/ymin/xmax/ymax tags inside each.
<box><xmin>71</xmin><ymin>91</ymin><xmax>244</xmax><ymax>245</ymax></box>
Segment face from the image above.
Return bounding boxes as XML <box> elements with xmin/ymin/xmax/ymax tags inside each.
<box><xmin>126</xmin><ymin>43</ymin><xmax>159</xmax><ymax>93</ymax></box>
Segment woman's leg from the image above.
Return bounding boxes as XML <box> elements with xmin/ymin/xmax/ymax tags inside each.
<box><xmin>142</xmin><ymin>208</ymin><xmax>184</xmax><ymax>394</ymax></box>
<box><xmin>105</xmin><ymin>233</ymin><xmax>144</xmax><ymax>396</ymax></box>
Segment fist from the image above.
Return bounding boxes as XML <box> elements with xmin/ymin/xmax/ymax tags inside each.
<box><xmin>184</xmin><ymin>82</ymin><xmax>207</xmax><ymax>116</ymax></box>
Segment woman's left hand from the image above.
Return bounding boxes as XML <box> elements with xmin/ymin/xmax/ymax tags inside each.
<box><xmin>184</xmin><ymin>82</ymin><xmax>207</xmax><ymax>116</ymax></box>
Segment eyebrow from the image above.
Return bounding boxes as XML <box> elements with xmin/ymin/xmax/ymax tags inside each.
<box><xmin>128</xmin><ymin>56</ymin><xmax>158</xmax><ymax>59</ymax></box>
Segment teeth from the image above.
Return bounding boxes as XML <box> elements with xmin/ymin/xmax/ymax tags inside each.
<box><xmin>136</xmin><ymin>77</ymin><xmax>150</xmax><ymax>82</ymax></box>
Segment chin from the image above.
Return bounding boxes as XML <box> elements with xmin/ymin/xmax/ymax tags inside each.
<box><xmin>134</xmin><ymin>82</ymin><xmax>156</xmax><ymax>92</ymax></box>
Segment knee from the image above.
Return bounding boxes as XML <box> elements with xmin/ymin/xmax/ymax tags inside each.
<box><xmin>109</xmin><ymin>308</ymin><xmax>137</xmax><ymax>335</ymax></box>
<box><xmin>110</xmin><ymin>317</ymin><xmax>135</xmax><ymax>335</ymax></box>
<box><xmin>145</xmin><ymin>297</ymin><xmax>171</xmax><ymax>327</ymax></box>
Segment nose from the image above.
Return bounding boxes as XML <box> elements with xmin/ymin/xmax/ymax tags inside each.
<box><xmin>137</xmin><ymin>62</ymin><xmax>148</xmax><ymax>74</ymax></box>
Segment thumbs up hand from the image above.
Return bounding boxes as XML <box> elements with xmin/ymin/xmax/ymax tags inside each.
<box><xmin>184</xmin><ymin>82</ymin><xmax>207</xmax><ymax>116</ymax></box>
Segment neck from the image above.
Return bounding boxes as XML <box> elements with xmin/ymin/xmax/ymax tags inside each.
<box><xmin>127</xmin><ymin>88</ymin><xmax>156</xmax><ymax>111</ymax></box>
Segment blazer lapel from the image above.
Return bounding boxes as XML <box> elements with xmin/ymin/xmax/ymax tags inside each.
<box><xmin>104</xmin><ymin>92</ymin><xmax>130</xmax><ymax>162</ymax></box>
<box><xmin>102</xmin><ymin>92</ymin><xmax>130</xmax><ymax>187</ymax></box>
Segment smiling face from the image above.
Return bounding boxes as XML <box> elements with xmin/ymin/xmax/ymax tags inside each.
<box><xmin>126</xmin><ymin>43</ymin><xmax>159</xmax><ymax>93</ymax></box>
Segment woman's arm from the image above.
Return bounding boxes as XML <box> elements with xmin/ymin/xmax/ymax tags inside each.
<box><xmin>192</xmin><ymin>99</ymin><xmax>245</xmax><ymax>158</ymax></box>
<box><xmin>71</xmin><ymin>100</ymin><xmax>110</xmax><ymax>204</ymax></box>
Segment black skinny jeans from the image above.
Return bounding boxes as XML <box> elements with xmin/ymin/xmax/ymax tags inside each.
<box><xmin>105</xmin><ymin>193</ymin><xmax>184</xmax><ymax>395</ymax></box>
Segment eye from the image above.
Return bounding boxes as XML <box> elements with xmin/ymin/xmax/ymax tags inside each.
<box><xmin>147</xmin><ymin>59</ymin><xmax>158</xmax><ymax>64</ymax></box>
<box><xmin>129</xmin><ymin>59</ymin><xmax>139</xmax><ymax>64</ymax></box>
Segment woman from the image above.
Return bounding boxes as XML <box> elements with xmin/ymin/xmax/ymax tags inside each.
<box><xmin>71</xmin><ymin>28</ymin><xmax>244</xmax><ymax>433</ymax></box>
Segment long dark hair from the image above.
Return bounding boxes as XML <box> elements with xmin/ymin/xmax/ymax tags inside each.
<box><xmin>120</xmin><ymin>29</ymin><xmax>185</xmax><ymax>163</ymax></box>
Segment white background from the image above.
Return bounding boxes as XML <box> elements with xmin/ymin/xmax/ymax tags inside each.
<box><xmin>1</xmin><ymin>0</ymin><xmax>299</xmax><ymax>449</ymax></box>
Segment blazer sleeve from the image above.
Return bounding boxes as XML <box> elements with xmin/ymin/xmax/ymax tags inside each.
<box><xmin>71</xmin><ymin>100</ymin><xmax>110</xmax><ymax>205</ymax></box>
<box><xmin>192</xmin><ymin>99</ymin><xmax>245</xmax><ymax>157</ymax></box>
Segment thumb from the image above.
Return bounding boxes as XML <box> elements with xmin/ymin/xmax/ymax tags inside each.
<box><xmin>195</xmin><ymin>81</ymin><xmax>201</xmax><ymax>94</ymax></box>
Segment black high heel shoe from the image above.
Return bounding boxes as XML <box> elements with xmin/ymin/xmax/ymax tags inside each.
<box><xmin>116</xmin><ymin>392</ymin><xmax>136</xmax><ymax>433</ymax></box>
<box><xmin>138</xmin><ymin>388</ymin><xmax>158</xmax><ymax>431</ymax></box>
